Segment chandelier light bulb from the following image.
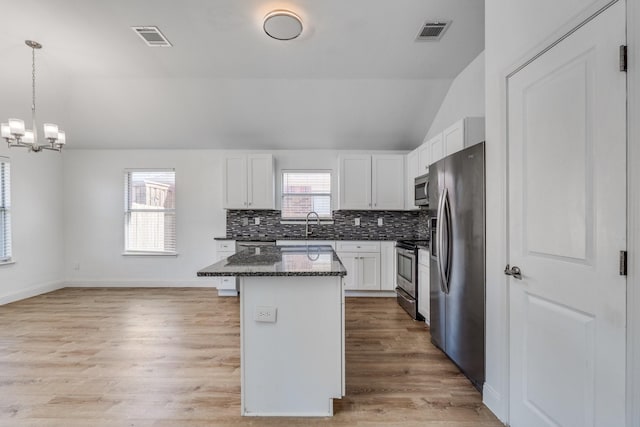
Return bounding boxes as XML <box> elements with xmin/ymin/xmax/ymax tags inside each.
<box><xmin>22</xmin><ymin>130</ymin><xmax>34</xmax><ymax>145</ymax></box>
<box><xmin>43</xmin><ymin>123</ymin><xmax>59</xmax><ymax>140</ymax></box>
<box><xmin>1</xmin><ymin>124</ymin><xmax>10</xmax><ymax>139</ymax></box>
<box><xmin>8</xmin><ymin>118</ymin><xmax>25</xmax><ymax>137</ymax></box>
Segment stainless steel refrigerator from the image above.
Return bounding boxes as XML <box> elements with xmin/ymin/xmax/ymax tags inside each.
<box><xmin>429</xmin><ymin>142</ymin><xmax>485</xmax><ymax>391</ymax></box>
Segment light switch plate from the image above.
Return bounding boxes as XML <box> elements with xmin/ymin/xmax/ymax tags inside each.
<box><xmin>378</xmin><ymin>218</ymin><xmax>383</xmax><ymax>226</ymax></box>
<box><xmin>254</xmin><ymin>306</ymin><xmax>277</xmax><ymax>323</ymax></box>
<box><xmin>254</xmin><ymin>217</ymin><xmax>260</xmax><ymax>225</ymax></box>
<box><xmin>354</xmin><ymin>218</ymin><xmax>361</xmax><ymax>226</ymax></box>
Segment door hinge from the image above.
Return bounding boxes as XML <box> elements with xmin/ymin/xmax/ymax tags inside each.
<box><xmin>620</xmin><ymin>45</ymin><xmax>628</xmax><ymax>72</ymax></box>
<box><xmin>620</xmin><ymin>250</ymin><xmax>627</xmax><ymax>276</ymax></box>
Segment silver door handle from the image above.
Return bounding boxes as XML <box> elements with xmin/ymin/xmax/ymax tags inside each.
<box><xmin>436</xmin><ymin>189</ymin><xmax>447</xmax><ymax>293</ymax></box>
<box><xmin>504</xmin><ymin>264</ymin><xmax>522</xmax><ymax>280</ymax></box>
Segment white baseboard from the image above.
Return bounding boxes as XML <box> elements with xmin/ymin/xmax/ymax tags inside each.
<box><xmin>483</xmin><ymin>383</ymin><xmax>507</xmax><ymax>424</ymax></box>
<box><xmin>344</xmin><ymin>290</ymin><xmax>396</xmax><ymax>297</ymax></box>
<box><xmin>218</xmin><ymin>289</ymin><xmax>239</xmax><ymax>297</ymax></box>
<box><xmin>0</xmin><ymin>280</ymin><xmax>65</xmax><ymax>305</ymax></box>
<box><xmin>63</xmin><ymin>279</ymin><xmax>217</xmax><ymax>288</ymax></box>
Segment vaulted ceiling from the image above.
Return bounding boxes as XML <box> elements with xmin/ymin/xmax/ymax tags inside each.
<box><xmin>0</xmin><ymin>0</ymin><xmax>484</xmax><ymax>150</ymax></box>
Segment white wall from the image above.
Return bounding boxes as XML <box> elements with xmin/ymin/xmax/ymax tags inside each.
<box><xmin>424</xmin><ymin>51</ymin><xmax>485</xmax><ymax>140</ymax></box>
<box><xmin>62</xmin><ymin>149</ymin><xmax>405</xmax><ymax>287</ymax></box>
<box><xmin>484</xmin><ymin>0</ymin><xmax>618</xmax><ymax>422</ymax></box>
<box><xmin>0</xmin><ymin>146</ymin><xmax>65</xmax><ymax>304</ymax></box>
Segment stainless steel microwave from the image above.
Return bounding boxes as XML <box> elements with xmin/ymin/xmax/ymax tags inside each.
<box><xmin>414</xmin><ymin>173</ymin><xmax>429</xmax><ymax>207</ymax></box>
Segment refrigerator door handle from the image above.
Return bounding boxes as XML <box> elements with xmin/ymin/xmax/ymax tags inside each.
<box><xmin>437</xmin><ymin>188</ymin><xmax>448</xmax><ymax>293</ymax></box>
<box><xmin>442</xmin><ymin>189</ymin><xmax>453</xmax><ymax>294</ymax></box>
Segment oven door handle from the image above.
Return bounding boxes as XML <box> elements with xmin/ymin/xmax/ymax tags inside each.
<box><xmin>436</xmin><ymin>188</ymin><xmax>447</xmax><ymax>293</ymax></box>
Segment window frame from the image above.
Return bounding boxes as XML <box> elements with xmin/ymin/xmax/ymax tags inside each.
<box><xmin>280</xmin><ymin>169</ymin><xmax>333</xmax><ymax>221</ymax></box>
<box><xmin>0</xmin><ymin>157</ymin><xmax>11</xmax><ymax>265</ymax></box>
<box><xmin>123</xmin><ymin>168</ymin><xmax>177</xmax><ymax>256</ymax></box>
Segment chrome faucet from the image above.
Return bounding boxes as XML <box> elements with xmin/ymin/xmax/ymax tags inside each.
<box><xmin>305</xmin><ymin>211</ymin><xmax>320</xmax><ymax>237</ymax></box>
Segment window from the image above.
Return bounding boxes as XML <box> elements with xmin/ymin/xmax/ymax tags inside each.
<box><xmin>0</xmin><ymin>157</ymin><xmax>11</xmax><ymax>263</ymax></box>
<box><xmin>281</xmin><ymin>171</ymin><xmax>332</xmax><ymax>219</ymax></box>
<box><xmin>124</xmin><ymin>169</ymin><xmax>176</xmax><ymax>254</ymax></box>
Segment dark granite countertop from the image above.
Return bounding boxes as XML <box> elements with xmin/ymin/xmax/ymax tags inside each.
<box><xmin>197</xmin><ymin>245</ymin><xmax>347</xmax><ymax>277</ymax></box>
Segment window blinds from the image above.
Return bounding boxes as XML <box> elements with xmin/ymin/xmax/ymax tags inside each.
<box><xmin>0</xmin><ymin>158</ymin><xmax>11</xmax><ymax>262</ymax></box>
<box><xmin>124</xmin><ymin>169</ymin><xmax>176</xmax><ymax>253</ymax></box>
<box><xmin>282</xmin><ymin>171</ymin><xmax>332</xmax><ymax>219</ymax></box>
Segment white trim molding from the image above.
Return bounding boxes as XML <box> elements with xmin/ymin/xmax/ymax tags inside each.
<box><xmin>63</xmin><ymin>279</ymin><xmax>217</xmax><ymax>288</ymax></box>
<box><xmin>626</xmin><ymin>0</ymin><xmax>640</xmax><ymax>424</ymax></box>
<box><xmin>0</xmin><ymin>280</ymin><xmax>64</xmax><ymax>305</ymax></box>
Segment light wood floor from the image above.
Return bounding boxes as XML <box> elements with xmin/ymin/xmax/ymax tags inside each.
<box><xmin>0</xmin><ymin>288</ymin><xmax>503</xmax><ymax>426</ymax></box>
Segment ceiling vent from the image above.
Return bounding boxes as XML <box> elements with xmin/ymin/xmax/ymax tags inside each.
<box><xmin>416</xmin><ymin>21</ymin><xmax>451</xmax><ymax>41</ymax></box>
<box><xmin>131</xmin><ymin>26</ymin><xmax>172</xmax><ymax>47</ymax></box>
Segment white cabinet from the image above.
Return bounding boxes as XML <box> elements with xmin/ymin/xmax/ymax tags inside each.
<box><xmin>215</xmin><ymin>240</ymin><xmax>237</xmax><ymax>296</ymax></box>
<box><xmin>417</xmin><ymin>143</ymin><xmax>431</xmax><ymax>174</ymax></box>
<box><xmin>428</xmin><ymin>133</ymin><xmax>445</xmax><ymax>164</ymax></box>
<box><xmin>418</xmin><ymin>248</ymin><xmax>430</xmax><ymax>324</ymax></box>
<box><xmin>339</xmin><ymin>154</ymin><xmax>404</xmax><ymax>210</ymax></box>
<box><xmin>371</xmin><ymin>155</ymin><xmax>405</xmax><ymax>209</ymax></box>
<box><xmin>405</xmin><ymin>149</ymin><xmax>419</xmax><ymax>210</ymax></box>
<box><xmin>336</xmin><ymin>241</ymin><xmax>381</xmax><ymax>291</ymax></box>
<box><xmin>443</xmin><ymin>117</ymin><xmax>485</xmax><ymax>158</ymax></box>
<box><xmin>380</xmin><ymin>241</ymin><xmax>396</xmax><ymax>291</ymax></box>
<box><xmin>223</xmin><ymin>154</ymin><xmax>274</xmax><ymax>209</ymax></box>
<box><xmin>338</xmin><ymin>155</ymin><xmax>371</xmax><ymax>210</ymax></box>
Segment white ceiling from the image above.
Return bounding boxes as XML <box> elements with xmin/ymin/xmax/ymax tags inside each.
<box><xmin>0</xmin><ymin>0</ymin><xmax>484</xmax><ymax>150</ymax></box>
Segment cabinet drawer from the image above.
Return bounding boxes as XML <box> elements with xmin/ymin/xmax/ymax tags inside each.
<box><xmin>335</xmin><ymin>241</ymin><xmax>380</xmax><ymax>253</ymax></box>
<box><xmin>216</xmin><ymin>240</ymin><xmax>235</xmax><ymax>251</ymax></box>
<box><xmin>219</xmin><ymin>277</ymin><xmax>237</xmax><ymax>291</ymax></box>
<box><xmin>418</xmin><ymin>249</ymin><xmax>430</xmax><ymax>266</ymax></box>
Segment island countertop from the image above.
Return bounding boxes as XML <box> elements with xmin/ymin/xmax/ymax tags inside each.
<box><xmin>197</xmin><ymin>245</ymin><xmax>347</xmax><ymax>277</ymax></box>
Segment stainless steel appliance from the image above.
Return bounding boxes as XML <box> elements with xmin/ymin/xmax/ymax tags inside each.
<box><xmin>430</xmin><ymin>142</ymin><xmax>485</xmax><ymax>391</ymax></box>
<box><xmin>414</xmin><ymin>173</ymin><xmax>430</xmax><ymax>207</ymax></box>
<box><xmin>395</xmin><ymin>239</ymin><xmax>429</xmax><ymax>320</ymax></box>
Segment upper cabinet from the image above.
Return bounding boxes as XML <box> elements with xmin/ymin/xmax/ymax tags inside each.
<box><xmin>339</xmin><ymin>154</ymin><xmax>404</xmax><ymax>210</ymax></box>
<box><xmin>223</xmin><ymin>153</ymin><xmax>274</xmax><ymax>209</ymax></box>
<box><xmin>427</xmin><ymin>133</ymin><xmax>444</xmax><ymax>167</ymax></box>
<box><xmin>417</xmin><ymin>140</ymin><xmax>433</xmax><ymax>174</ymax></box>
<box><xmin>436</xmin><ymin>117</ymin><xmax>485</xmax><ymax>163</ymax></box>
<box><xmin>405</xmin><ymin>149</ymin><xmax>419</xmax><ymax>210</ymax></box>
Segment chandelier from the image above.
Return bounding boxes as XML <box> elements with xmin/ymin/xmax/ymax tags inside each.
<box><xmin>1</xmin><ymin>40</ymin><xmax>66</xmax><ymax>152</ymax></box>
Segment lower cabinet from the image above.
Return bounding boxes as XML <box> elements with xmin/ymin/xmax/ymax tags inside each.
<box><xmin>336</xmin><ymin>241</ymin><xmax>381</xmax><ymax>291</ymax></box>
<box><xmin>216</xmin><ymin>240</ymin><xmax>238</xmax><ymax>296</ymax></box>
<box><xmin>418</xmin><ymin>249</ymin><xmax>430</xmax><ymax>324</ymax></box>
<box><xmin>380</xmin><ymin>241</ymin><xmax>396</xmax><ymax>291</ymax></box>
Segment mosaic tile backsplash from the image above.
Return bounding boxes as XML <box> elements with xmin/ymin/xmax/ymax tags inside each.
<box><xmin>226</xmin><ymin>209</ymin><xmax>429</xmax><ymax>241</ymax></box>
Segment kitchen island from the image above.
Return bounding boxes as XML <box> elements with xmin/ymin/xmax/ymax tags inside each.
<box><xmin>197</xmin><ymin>245</ymin><xmax>347</xmax><ymax>417</ymax></box>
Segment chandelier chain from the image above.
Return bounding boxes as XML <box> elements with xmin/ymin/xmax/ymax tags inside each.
<box><xmin>32</xmin><ymin>46</ymin><xmax>36</xmax><ymax>111</ymax></box>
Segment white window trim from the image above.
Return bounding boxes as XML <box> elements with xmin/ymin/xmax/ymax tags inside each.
<box><xmin>123</xmin><ymin>168</ymin><xmax>177</xmax><ymax>256</ymax></box>
<box><xmin>281</xmin><ymin>169</ymin><xmax>333</xmax><ymax>221</ymax></box>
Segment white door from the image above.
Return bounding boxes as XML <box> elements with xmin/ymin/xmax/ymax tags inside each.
<box><xmin>372</xmin><ymin>155</ymin><xmax>404</xmax><ymax>210</ymax></box>
<box><xmin>507</xmin><ymin>3</ymin><xmax>626</xmax><ymax>426</ymax></box>
<box><xmin>247</xmin><ymin>154</ymin><xmax>274</xmax><ymax>209</ymax></box>
<box><xmin>339</xmin><ymin>155</ymin><xmax>372</xmax><ymax>209</ymax></box>
<box><xmin>223</xmin><ymin>155</ymin><xmax>247</xmax><ymax>208</ymax></box>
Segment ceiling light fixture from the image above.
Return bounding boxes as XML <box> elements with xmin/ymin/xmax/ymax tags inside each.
<box><xmin>263</xmin><ymin>10</ymin><xmax>303</xmax><ymax>40</ymax></box>
<box><xmin>2</xmin><ymin>40</ymin><xmax>66</xmax><ymax>153</ymax></box>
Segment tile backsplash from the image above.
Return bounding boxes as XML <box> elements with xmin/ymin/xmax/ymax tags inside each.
<box><xmin>226</xmin><ymin>209</ymin><xmax>429</xmax><ymax>240</ymax></box>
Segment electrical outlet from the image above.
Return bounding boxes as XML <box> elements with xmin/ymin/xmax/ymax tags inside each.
<box><xmin>254</xmin><ymin>306</ymin><xmax>277</xmax><ymax>323</ymax></box>
<box><xmin>378</xmin><ymin>218</ymin><xmax>383</xmax><ymax>226</ymax></box>
<box><xmin>242</xmin><ymin>218</ymin><xmax>249</xmax><ymax>226</ymax></box>
<box><xmin>354</xmin><ymin>218</ymin><xmax>360</xmax><ymax>226</ymax></box>
<box><xmin>254</xmin><ymin>217</ymin><xmax>260</xmax><ymax>225</ymax></box>
<box><xmin>73</xmin><ymin>262</ymin><xmax>80</xmax><ymax>271</ymax></box>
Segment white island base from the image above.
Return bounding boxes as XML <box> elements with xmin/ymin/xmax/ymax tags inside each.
<box><xmin>240</xmin><ymin>275</ymin><xmax>345</xmax><ymax>416</ymax></box>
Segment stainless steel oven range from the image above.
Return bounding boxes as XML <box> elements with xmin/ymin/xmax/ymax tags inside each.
<box><xmin>395</xmin><ymin>239</ymin><xmax>428</xmax><ymax>320</ymax></box>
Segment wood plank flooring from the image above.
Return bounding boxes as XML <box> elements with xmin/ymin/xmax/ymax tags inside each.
<box><xmin>0</xmin><ymin>288</ymin><xmax>503</xmax><ymax>426</ymax></box>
